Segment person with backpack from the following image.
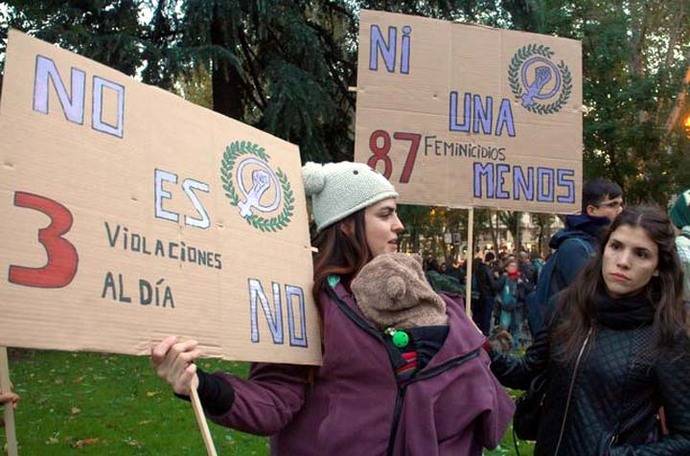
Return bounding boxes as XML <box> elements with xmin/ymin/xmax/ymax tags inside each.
<box><xmin>669</xmin><ymin>188</ymin><xmax>690</xmax><ymax>302</ymax></box>
<box><xmin>518</xmin><ymin>251</ymin><xmax>537</xmax><ymax>285</ymax></box>
<box><xmin>495</xmin><ymin>258</ymin><xmax>530</xmax><ymax>349</ymax></box>
<box><xmin>527</xmin><ymin>178</ymin><xmax>623</xmax><ymax>335</ymax></box>
<box><xmin>488</xmin><ymin>205</ymin><xmax>690</xmax><ymax>456</ymax></box>
<box><xmin>150</xmin><ymin>161</ymin><xmax>514</xmax><ymax>455</ymax></box>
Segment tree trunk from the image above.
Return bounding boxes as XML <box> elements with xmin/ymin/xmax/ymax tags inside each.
<box><xmin>489</xmin><ymin>210</ymin><xmax>499</xmax><ymax>250</ymax></box>
<box><xmin>211</xmin><ymin>3</ymin><xmax>244</xmax><ymax>119</ymax></box>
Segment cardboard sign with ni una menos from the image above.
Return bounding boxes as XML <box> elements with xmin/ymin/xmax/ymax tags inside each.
<box><xmin>355</xmin><ymin>10</ymin><xmax>583</xmax><ymax>213</ymax></box>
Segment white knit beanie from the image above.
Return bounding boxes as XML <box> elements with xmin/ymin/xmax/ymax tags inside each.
<box><xmin>302</xmin><ymin>161</ymin><xmax>399</xmax><ymax>232</ymax></box>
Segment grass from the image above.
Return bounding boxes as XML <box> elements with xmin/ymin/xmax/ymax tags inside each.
<box><xmin>1</xmin><ymin>350</ymin><xmax>534</xmax><ymax>455</ymax></box>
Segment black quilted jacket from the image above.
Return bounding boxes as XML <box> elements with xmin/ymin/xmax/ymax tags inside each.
<box><xmin>489</xmin><ymin>298</ymin><xmax>690</xmax><ymax>455</ymax></box>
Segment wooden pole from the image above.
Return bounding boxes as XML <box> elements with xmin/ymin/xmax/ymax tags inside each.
<box><xmin>465</xmin><ymin>208</ymin><xmax>475</xmax><ymax>317</ymax></box>
<box><xmin>190</xmin><ymin>386</ymin><xmax>217</xmax><ymax>456</ymax></box>
<box><xmin>0</xmin><ymin>347</ymin><xmax>18</xmax><ymax>456</ymax></box>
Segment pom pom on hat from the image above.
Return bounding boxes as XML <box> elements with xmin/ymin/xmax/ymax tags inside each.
<box><xmin>302</xmin><ymin>162</ymin><xmax>326</xmax><ymax>196</ymax></box>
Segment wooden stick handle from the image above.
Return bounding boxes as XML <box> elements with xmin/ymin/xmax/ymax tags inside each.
<box><xmin>0</xmin><ymin>347</ymin><xmax>18</xmax><ymax>456</ymax></box>
<box><xmin>465</xmin><ymin>208</ymin><xmax>475</xmax><ymax>318</ymax></box>
<box><xmin>190</xmin><ymin>385</ymin><xmax>217</xmax><ymax>456</ymax></box>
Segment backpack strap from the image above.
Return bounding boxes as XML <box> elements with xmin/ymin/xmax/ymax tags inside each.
<box><xmin>551</xmin><ymin>237</ymin><xmax>595</xmax><ymax>293</ymax></box>
<box><xmin>570</xmin><ymin>237</ymin><xmax>595</xmax><ymax>255</ymax></box>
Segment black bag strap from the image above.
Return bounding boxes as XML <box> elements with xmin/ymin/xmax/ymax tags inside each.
<box><xmin>554</xmin><ymin>327</ymin><xmax>594</xmax><ymax>456</ymax></box>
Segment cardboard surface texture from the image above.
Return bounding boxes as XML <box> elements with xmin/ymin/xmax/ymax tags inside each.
<box><xmin>355</xmin><ymin>10</ymin><xmax>583</xmax><ymax>213</ymax></box>
<box><xmin>0</xmin><ymin>31</ymin><xmax>322</xmax><ymax>365</ymax></box>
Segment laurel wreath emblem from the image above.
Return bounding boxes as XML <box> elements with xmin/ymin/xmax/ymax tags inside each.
<box><xmin>508</xmin><ymin>43</ymin><xmax>572</xmax><ymax>115</ymax></box>
<box><xmin>220</xmin><ymin>140</ymin><xmax>294</xmax><ymax>232</ymax></box>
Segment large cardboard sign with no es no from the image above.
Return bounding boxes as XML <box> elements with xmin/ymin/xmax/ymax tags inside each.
<box><xmin>0</xmin><ymin>30</ymin><xmax>322</xmax><ymax>365</ymax></box>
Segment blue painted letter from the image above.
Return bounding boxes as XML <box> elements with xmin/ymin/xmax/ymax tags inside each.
<box><xmin>557</xmin><ymin>169</ymin><xmax>576</xmax><ymax>203</ymax></box>
<box><xmin>537</xmin><ymin>167</ymin><xmax>555</xmax><ymax>202</ymax></box>
<box><xmin>473</xmin><ymin>95</ymin><xmax>493</xmax><ymax>135</ymax></box>
<box><xmin>495</xmin><ymin>99</ymin><xmax>516</xmax><ymax>137</ymax></box>
<box><xmin>513</xmin><ymin>166</ymin><xmax>535</xmax><ymax>200</ymax></box>
<box><xmin>369</xmin><ymin>25</ymin><xmax>396</xmax><ymax>72</ymax></box>
<box><xmin>449</xmin><ymin>92</ymin><xmax>471</xmax><ymax>132</ymax></box>
<box><xmin>473</xmin><ymin>162</ymin><xmax>495</xmax><ymax>198</ymax></box>
<box><xmin>495</xmin><ymin>164</ymin><xmax>510</xmax><ymax>199</ymax></box>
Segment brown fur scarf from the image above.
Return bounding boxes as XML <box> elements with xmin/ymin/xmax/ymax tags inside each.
<box><xmin>352</xmin><ymin>253</ymin><xmax>448</xmax><ymax>330</ymax></box>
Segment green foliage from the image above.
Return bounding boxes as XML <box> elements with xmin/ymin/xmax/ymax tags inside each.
<box><xmin>398</xmin><ymin>204</ymin><xmax>460</xmax><ymax>261</ymax></box>
<box><xmin>0</xmin><ymin>350</ymin><xmax>266</xmax><ymax>455</ymax></box>
<box><xmin>175</xmin><ymin>66</ymin><xmax>214</xmax><ymax>109</ymax></box>
<box><xmin>1</xmin><ymin>0</ymin><xmax>144</xmax><ymax>75</ymax></box>
<box><xmin>140</xmin><ymin>0</ymin><xmax>182</xmax><ymax>90</ymax></box>
<box><xmin>1</xmin><ymin>0</ymin><xmax>689</xmax><ymax>201</ymax></box>
<box><xmin>168</xmin><ymin>0</ymin><xmax>356</xmax><ymax>162</ymax></box>
<box><xmin>503</xmin><ymin>0</ymin><xmax>690</xmax><ymax>203</ymax></box>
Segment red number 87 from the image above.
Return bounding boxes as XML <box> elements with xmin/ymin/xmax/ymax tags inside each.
<box><xmin>367</xmin><ymin>130</ymin><xmax>421</xmax><ymax>184</ymax></box>
<box><xmin>9</xmin><ymin>191</ymin><xmax>79</xmax><ymax>288</ymax></box>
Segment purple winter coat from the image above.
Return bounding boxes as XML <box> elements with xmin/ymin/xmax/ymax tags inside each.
<box><xmin>209</xmin><ymin>281</ymin><xmax>514</xmax><ymax>455</ymax></box>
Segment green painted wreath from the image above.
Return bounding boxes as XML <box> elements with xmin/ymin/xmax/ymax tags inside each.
<box><xmin>508</xmin><ymin>44</ymin><xmax>572</xmax><ymax>115</ymax></box>
<box><xmin>220</xmin><ymin>140</ymin><xmax>294</xmax><ymax>232</ymax></box>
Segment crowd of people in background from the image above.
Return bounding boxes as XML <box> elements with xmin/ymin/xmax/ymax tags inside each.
<box><xmin>421</xmin><ymin>178</ymin><xmax>629</xmax><ymax>353</ymax></box>
<box><xmin>423</xmin><ymin>244</ymin><xmax>541</xmax><ymax>351</ymax></box>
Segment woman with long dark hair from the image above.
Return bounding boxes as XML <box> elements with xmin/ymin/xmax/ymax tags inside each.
<box><xmin>151</xmin><ymin>162</ymin><xmax>513</xmax><ymax>455</ymax></box>
<box><xmin>490</xmin><ymin>205</ymin><xmax>690</xmax><ymax>455</ymax></box>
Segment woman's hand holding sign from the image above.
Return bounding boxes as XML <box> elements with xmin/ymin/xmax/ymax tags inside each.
<box><xmin>151</xmin><ymin>336</ymin><xmax>201</xmax><ymax>395</ymax></box>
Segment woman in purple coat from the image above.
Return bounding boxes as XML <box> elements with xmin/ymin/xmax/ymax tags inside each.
<box><xmin>151</xmin><ymin>161</ymin><xmax>513</xmax><ymax>455</ymax></box>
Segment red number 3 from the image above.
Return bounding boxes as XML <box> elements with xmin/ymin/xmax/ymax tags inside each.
<box><xmin>9</xmin><ymin>192</ymin><xmax>79</xmax><ymax>288</ymax></box>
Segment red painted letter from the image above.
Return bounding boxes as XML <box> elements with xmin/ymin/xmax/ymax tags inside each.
<box><xmin>9</xmin><ymin>192</ymin><xmax>78</xmax><ymax>288</ymax></box>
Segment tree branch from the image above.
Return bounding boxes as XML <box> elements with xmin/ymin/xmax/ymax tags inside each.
<box><xmin>236</xmin><ymin>26</ymin><xmax>267</xmax><ymax>109</ymax></box>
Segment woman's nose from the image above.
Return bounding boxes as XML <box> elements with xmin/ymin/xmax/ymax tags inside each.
<box><xmin>392</xmin><ymin>215</ymin><xmax>404</xmax><ymax>233</ymax></box>
<box><xmin>616</xmin><ymin>250</ymin><xmax>631</xmax><ymax>269</ymax></box>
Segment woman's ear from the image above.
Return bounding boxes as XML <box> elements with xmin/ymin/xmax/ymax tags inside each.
<box><xmin>340</xmin><ymin>219</ymin><xmax>355</xmax><ymax>237</ymax></box>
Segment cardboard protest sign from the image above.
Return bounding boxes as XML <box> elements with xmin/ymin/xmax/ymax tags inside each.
<box><xmin>355</xmin><ymin>10</ymin><xmax>583</xmax><ymax>213</ymax></box>
<box><xmin>0</xmin><ymin>30</ymin><xmax>321</xmax><ymax>365</ymax></box>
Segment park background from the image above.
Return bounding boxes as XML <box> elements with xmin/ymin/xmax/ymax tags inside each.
<box><xmin>1</xmin><ymin>0</ymin><xmax>689</xmax><ymax>454</ymax></box>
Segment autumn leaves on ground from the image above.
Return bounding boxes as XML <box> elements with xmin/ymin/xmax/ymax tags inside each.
<box><xmin>2</xmin><ymin>349</ymin><xmax>533</xmax><ymax>455</ymax></box>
